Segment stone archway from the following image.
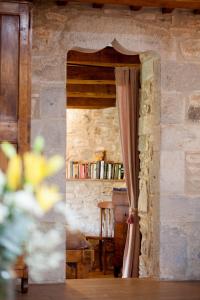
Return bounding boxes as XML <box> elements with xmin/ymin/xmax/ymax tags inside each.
<box><xmin>31</xmin><ymin>3</ymin><xmax>161</xmax><ymax>282</ymax></box>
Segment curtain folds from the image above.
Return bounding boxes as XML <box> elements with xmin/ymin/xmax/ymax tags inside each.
<box><xmin>115</xmin><ymin>67</ymin><xmax>140</xmax><ymax>278</ymax></box>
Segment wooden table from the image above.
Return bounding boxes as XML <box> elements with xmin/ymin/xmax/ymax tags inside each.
<box><xmin>16</xmin><ymin>279</ymin><xmax>200</xmax><ymax>300</ymax></box>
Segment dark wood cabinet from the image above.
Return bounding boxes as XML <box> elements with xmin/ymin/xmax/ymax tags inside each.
<box><xmin>112</xmin><ymin>188</ymin><xmax>129</xmax><ymax>277</ymax></box>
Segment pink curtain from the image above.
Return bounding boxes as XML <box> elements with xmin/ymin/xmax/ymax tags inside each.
<box><xmin>115</xmin><ymin>67</ymin><xmax>140</xmax><ymax>278</ymax></box>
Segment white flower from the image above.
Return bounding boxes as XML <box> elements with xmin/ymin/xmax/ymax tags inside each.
<box><xmin>4</xmin><ymin>190</ymin><xmax>43</xmax><ymax>217</ymax></box>
<box><xmin>0</xmin><ymin>170</ymin><xmax>6</xmax><ymax>195</ymax></box>
<box><xmin>0</xmin><ymin>203</ymin><xmax>8</xmax><ymax>223</ymax></box>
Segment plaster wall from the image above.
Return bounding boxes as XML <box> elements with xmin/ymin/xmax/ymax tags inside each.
<box><xmin>32</xmin><ymin>0</ymin><xmax>200</xmax><ymax>282</ymax></box>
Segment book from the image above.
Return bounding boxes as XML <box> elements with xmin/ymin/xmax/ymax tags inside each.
<box><xmin>100</xmin><ymin>161</ymin><xmax>105</xmax><ymax>179</ymax></box>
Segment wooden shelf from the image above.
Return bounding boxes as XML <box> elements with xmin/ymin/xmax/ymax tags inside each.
<box><xmin>66</xmin><ymin>178</ymin><xmax>125</xmax><ymax>182</ymax></box>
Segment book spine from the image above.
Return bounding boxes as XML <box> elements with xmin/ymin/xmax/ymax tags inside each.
<box><xmin>108</xmin><ymin>163</ymin><xmax>112</xmax><ymax>180</ymax></box>
<box><xmin>70</xmin><ymin>161</ymin><xmax>73</xmax><ymax>178</ymax></box>
<box><xmin>100</xmin><ymin>161</ymin><xmax>104</xmax><ymax>179</ymax></box>
<box><xmin>96</xmin><ymin>161</ymin><xmax>101</xmax><ymax>179</ymax></box>
<box><xmin>104</xmin><ymin>163</ymin><xmax>108</xmax><ymax>179</ymax></box>
<box><xmin>73</xmin><ymin>162</ymin><xmax>79</xmax><ymax>179</ymax></box>
<box><xmin>93</xmin><ymin>163</ymin><xmax>97</xmax><ymax>179</ymax></box>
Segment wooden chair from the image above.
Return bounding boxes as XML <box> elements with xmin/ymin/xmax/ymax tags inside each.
<box><xmin>86</xmin><ymin>201</ymin><xmax>114</xmax><ymax>274</ymax></box>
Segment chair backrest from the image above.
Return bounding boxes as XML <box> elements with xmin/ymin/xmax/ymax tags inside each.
<box><xmin>98</xmin><ymin>201</ymin><xmax>114</xmax><ymax>210</ymax></box>
<box><xmin>98</xmin><ymin>201</ymin><xmax>114</xmax><ymax>238</ymax></box>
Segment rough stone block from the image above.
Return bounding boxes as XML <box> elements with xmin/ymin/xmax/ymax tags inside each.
<box><xmin>40</xmin><ymin>86</ymin><xmax>66</xmax><ymax>118</ymax></box>
<box><xmin>160</xmin><ymin>226</ymin><xmax>187</xmax><ymax>280</ymax></box>
<box><xmin>185</xmin><ymin>223</ymin><xmax>200</xmax><ymax>279</ymax></box>
<box><xmin>160</xmin><ymin>151</ymin><xmax>184</xmax><ymax>194</ymax></box>
<box><xmin>161</xmin><ymin>92</ymin><xmax>184</xmax><ymax>124</ymax></box>
<box><xmin>161</xmin><ymin>125</ymin><xmax>184</xmax><ymax>150</ymax></box>
<box><xmin>160</xmin><ymin>195</ymin><xmax>200</xmax><ymax>224</ymax></box>
<box><xmin>141</xmin><ymin>58</ymin><xmax>154</xmax><ymax>82</ymax></box>
<box><xmin>180</xmin><ymin>39</ymin><xmax>200</xmax><ymax>60</ymax></box>
<box><xmin>184</xmin><ymin>125</ymin><xmax>200</xmax><ymax>151</ymax></box>
<box><xmin>185</xmin><ymin>152</ymin><xmax>200</xmax><ymax>195</ymax></box>
<box><xmin>161</xmin><ymin>61</ymin><xmax>200</xmax><ymax>92</ymax></box>
<box><xmin>186</xmin><ymin>93</ymin><xmax>200</xmax><ymax>123</ymax></box>
<box><xmin>32</xmin><ymin>118</ymin><xmax>66</xmax><ymax>149</ymax></box>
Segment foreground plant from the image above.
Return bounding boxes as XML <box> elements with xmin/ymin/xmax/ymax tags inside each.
<box><xmin>0</xmin><ymin>137</ymin><xmax>64</xmax><ymax>298</ymax></box>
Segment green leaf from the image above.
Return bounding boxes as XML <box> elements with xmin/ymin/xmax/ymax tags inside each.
<box><xmin>33</xmin><ymin>136</ymin><xmax>45</xmax><ymax>153</ymax></box>
<box><xmin>1</xmin><ymin>142</ymin><xmax>16</xmax><ymax>158</ymax></box>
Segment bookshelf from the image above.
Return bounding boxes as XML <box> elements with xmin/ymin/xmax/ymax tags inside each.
<box><xmin>66</xmin><ymin>178</ymin><xmax>125</xmax><ymax>182</ymax></box>
<box><xmin>67</xmin><ymin>160</ymin><xmax>125</xmax><ymax>181</ymax></box>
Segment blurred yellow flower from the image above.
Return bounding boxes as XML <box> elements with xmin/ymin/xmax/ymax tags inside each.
<box><xmin>24</xmin><ymin>153</ymin><xmax>47</xmax><ymax>186</ymax></box>
<box><xmin>36</xmin><ymin>185</ymin><xmax>61</xmax><ymax>212</ymax></box>
<box><xmin>23</xmin><ymin>153</ymin><xmax>64</xmax><ymax>186</ymax></box>
<box><xmin>46</xmin><ymin>155</ymin><xmax>64</xmax><ymax>176</ymax></box>
<box><xmin>6</xmin><ymin>155</ymin><xmax>22</xmax><ymax>190</ymax></box>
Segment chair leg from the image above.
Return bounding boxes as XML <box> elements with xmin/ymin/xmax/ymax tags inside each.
<box><xmin>103</xmin><ymin>246</ymin><xmax>106</xmax><ymax>275</ymax></box>
<box><xmin>99</xmin><ymin>239</ymin><xmax>103</xmax><ymax>271</ymax></box>
<box><xmin>21</xmin><ymin>266</ymin><xmax>28</xmax><ymax>294</ymax></box>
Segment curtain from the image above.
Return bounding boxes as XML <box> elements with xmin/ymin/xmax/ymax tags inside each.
<box><xmin>115</xmin><ymin>67</ymin><xmax>140</xmax><ymax>278</ymax></box>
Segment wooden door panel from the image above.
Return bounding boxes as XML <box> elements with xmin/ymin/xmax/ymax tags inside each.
<box><xmin>0</xmin><ymin>2</ymin><xmax>30</xmax><ymax>172</ymax></box>
<box><xmin>0</xmin><ymin>15</ymin><xmax>19</xmax><ymax>122</ymax></box>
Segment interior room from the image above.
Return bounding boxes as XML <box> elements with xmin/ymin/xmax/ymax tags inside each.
<box><xmin>65</xmin><ymin>48</ymin><xmax>140</xmax><ymax>279</ymax></box>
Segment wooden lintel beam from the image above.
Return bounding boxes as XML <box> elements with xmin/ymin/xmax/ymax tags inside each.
<box><xmin>130</xmin><ymin>5</ymin><xmax>142</xmax><ymax>11</ymax></box>
<box><xmin>161</xmin><ymin>7</ymin><xmax>174</xmax><ymax>13</ymax></box>
<box><xmin>67</xmin><ymin>79</ymin><xmax>116</xmax><ymax>85</ymax></box>
<box><xmin>67</xmin><ymin>98</ymin><xmax>116</xmax><ymax>109</ymax></box>
<box><xmin>67</xmin><ymin>83</ymin><xmax>116</xmax><ymax>95</ymax></box>
<box><xmin>68</xmin><ymin>92</ymin><xmax>116</xmax><ymax>98</ymax></box>
<box><xmin>76</xmin><ymin>0</ymin><xmax>200</xmax><ymax>9</ymax></box>
<box><xmin>92</xmin><ymin>3</ymin><xmax>104</xmax><ymax>8</ymax></box>
<box><xmin>67</xmin><ymin>65</ymin><xmax>115</xmax><ymax>82</ymax></box>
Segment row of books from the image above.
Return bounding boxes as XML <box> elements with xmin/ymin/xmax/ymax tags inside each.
<box><xmin>67</xmin><ymin>161</ymin><xmax>125</xmax><ymax>180</ymax></box>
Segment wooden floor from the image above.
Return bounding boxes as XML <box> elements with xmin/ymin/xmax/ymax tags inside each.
<box><xmin>16</xmin><ymin>279</ymin><xmax>200</xmax><ymax>300</ymax></box>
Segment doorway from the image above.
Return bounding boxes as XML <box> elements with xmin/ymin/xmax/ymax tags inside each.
<box><xmin>65</xmin><ymin>47</ymin><xmax>141</xmax><ymax>279</ymax></box>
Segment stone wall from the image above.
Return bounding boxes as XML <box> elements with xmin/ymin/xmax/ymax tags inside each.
<box><xmin>66</xmin><ymin>108</ymin><xmax>122</xmax><ymax>162</ymax></box>
<box><xmin>66</xmin><ymin>108</ymin><xmax>125</xmax><ymax>235</ymax></box>
<box><xmin>32</xmin><ymin>0</ymin><xmax>200</xmax><ymax>282</ymax></box>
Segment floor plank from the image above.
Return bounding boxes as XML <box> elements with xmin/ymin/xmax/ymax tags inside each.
<box><xmin>16</xmin><ymin>279</ymin><xmax>200</xmax><ymax>300</ymax></box>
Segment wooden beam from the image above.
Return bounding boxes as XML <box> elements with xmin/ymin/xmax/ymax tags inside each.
<box><xmin>92</xmin><ymin>3</ymin><xmax>104</xmax><ymax>8</ymax></box>
<box><xmin>67</xmin><ymin>79</ymin><xmax>116</xmax><ymax>85</ymax></box>
<box><xmin>68</xmin><ymin>92</ymin><xmax>115</xmax><ymax>98</ymax></box>
<box><xmin>67</xmin><ymin>65</ymin><xmax>115</xmax><ymax>82</ymax></box>
<box><xmin>161</xmin><ymin>7</ymin><xmax>174</xmax><ymax>13</ymax></box>
<box><xmin>193</xmin><ymin>9</ymin><xmax>200</xmax><ymax>13</ymax></box>
<box><xmin>67</xmin><ymin>84</ymin><xmax>116</xmax><ymax>95</ymax></box>
<box><xmin>67</xmin><ymin>98</ymin><xmax>116</xmax><ymax>109</ymax></box>
<box><xmin>55</xmin><ymin>0</ymin><xmax>68</xmax><ymax>5</ymax></box>
<box><xmin>76</xmin><ymin>0</ymin><xmax>200</xmax><ymax>9</ymax></box>
<box><xmin>130</xmin><ymin>6</ymin><xmax>142</xmax><ymax>10</ymax></box>
<box><xmin>67</xmin><ymin>47</ymin><xmax>140</xmax><ymax>67</ymax></box>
